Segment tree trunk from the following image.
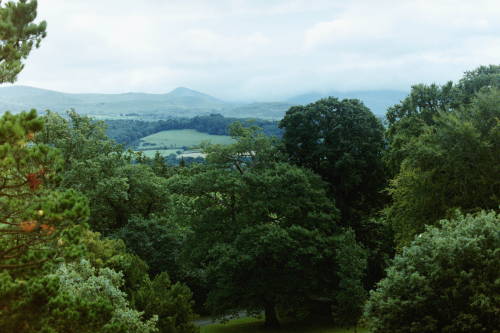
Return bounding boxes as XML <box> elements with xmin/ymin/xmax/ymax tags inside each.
<box><xmin>264</xmin><ymin>302</ymin><xmax>280</xmax><ymax>329</ymax></box>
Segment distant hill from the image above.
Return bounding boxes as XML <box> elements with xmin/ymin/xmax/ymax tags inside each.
<box><xmin>0</xmin><ymin>85</ymin><xmax>407</xmax><ymax>119</ymax></box>
<box><xmin>287</xmin><ymin>90</ymin><xmax>408</xmax><ymax>115</ymax></box>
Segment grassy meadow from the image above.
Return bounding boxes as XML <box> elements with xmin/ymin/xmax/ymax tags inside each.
<box><xmin>138</xmin><ymin>129</ymin><xmax>234</xmax><ymax>149</ymax></box>
<box><xmin>201</xmin><ymin>317</ymin><xmax>368</xmax><ymax>333</ymax></box>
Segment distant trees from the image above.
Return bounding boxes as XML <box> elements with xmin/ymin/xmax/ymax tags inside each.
<box><xmin>364</xmin><ymin>211</ymin><xmax>500</xmax><ymax>333</ymax></box>
<box><xmin>105</xmin><ymin>114</ymin><xmax>282</xmax><ymax>147</ymax></box>
<box><xmin>0</xmin><ymin>0</ymin><xmax>46</xmax><ymax>83</ymax></box>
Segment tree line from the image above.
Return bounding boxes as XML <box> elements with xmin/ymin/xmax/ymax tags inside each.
<box><xmin>105</xmin><ymin>113</ymin><xmax>282</xmax><ymax>147</ymax></box>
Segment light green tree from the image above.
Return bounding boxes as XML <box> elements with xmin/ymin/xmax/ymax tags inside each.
<box><xmin>386</xmin><ymin>88</ymin><xmax>500</xmax><ymax>244</ymax></box>
<box><xmin>364</xmin><ymin>211</ymin><xmax>500</xmax><ymax>333</ymax></box>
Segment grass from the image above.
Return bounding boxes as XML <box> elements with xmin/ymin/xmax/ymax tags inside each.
<box><xmin>138</xmin><ymin>129</ymin><xmax>234</xmax><ymax>149</ymax></box>
<box><xmin>138</xmin><ymin>149</ymin><xmax>180</xmax><ymax>158</ymax></box>
<box><xmin>201</xmin><ymin>317</ymin><xmax>368</xmax><ymax>333</ymax></box>
<box><xmin>136</xmin><ymin>148</ymin><xmax>208</xmax><ymax>159</ymax></box>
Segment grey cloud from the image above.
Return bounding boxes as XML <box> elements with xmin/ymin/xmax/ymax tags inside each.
<box><xmin>12</xmin><ymin>0</ymin><xmax>500</xmax><ymax>100</ymax></box>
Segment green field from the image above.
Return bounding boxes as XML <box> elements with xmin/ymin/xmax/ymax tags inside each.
<box><xmin>201</xmin><ymin>317</ymin><xmax>368</xmax><ymax>333</ymax></box>
<box><xmin>138</xmin><ymin>129</ymin><xmax>234</xmax><ymax>149</ymax></box>
<box><xmin>138</xmin><ymin>149</ymin><xmax>180</xmax><ymax>158</ymax></box>
<box><xmin>138</xmin><ymin>148</ymin><xmax>208</xmax><ymax>159</ymax></box>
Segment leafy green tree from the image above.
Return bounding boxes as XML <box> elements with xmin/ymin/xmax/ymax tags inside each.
<box><xmin>456</xmin><ymin>64</ymin><xmax>500</xmax><ymax>103</ymax></box>
<box><xmin>363</xmin><ymin>211</ymin><xmax>500</xmax><ymax>333</ymax></box>
<box><xmin>134</xmin><ymin>272</ymin><xmax>199</xmax><ymax>333</ymax></box>
<box><xmin>0</xmin><ymin>111</ymin><xmax>155</xmax><ymax>332</ymax></box>
<box><xmin>81</xmin><ymin>229</ymin><xmax>151</xmax><ymax>298</ymax></box>
<box><xmin>114</xmin><ymin>215</ymin><xmax>188</xmax><ymax>278</ymax></box>
<box><xmin>279</xmin><ymin>98</ymin><xmax>390</xmax><ymax>291</ymax></box>
<box><xmin>384</xmin><ymin>82</ymin><xmax>458</xmax><ymax>175</ymax></box>
<box><xmin>0</xmin><ymin>259</ymin><xmax>158</xmax><ymax>333</ymax></box>
<box><xmin>81</xmin><ymin>230</ymin><xmax>198</xmax><ymax>333</ymax></box>
<box><xmin>38</xmin><ymin>111</ymin><xmax>171</xmax><ymax>233</ymax></box>
<box><xmin>169</xmin><ymin>126</ymin><xmax>367</xmax><ymax>327</ymax></box>
<box><xmin>386</xmin><ymin>88</ymin><xmax>500</xmax><ymax>244</ymax></box>
<box><xmin>384</xmin><ymin>65</ymin><xmax>499</xmax><ymax>175</ymax></box>
<box><xmin>279</xmin><ymin>97</ymin><xmax>386</xmax><ymax>225</ymax></box>
<box><xmin>0</xmin><ymin>0</ymin><xmax>46</xmax><ymax>83</ymax></box>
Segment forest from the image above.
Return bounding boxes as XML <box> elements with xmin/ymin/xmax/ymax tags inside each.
<box><xmin>1</xmin><ymin>1</ymin><xmax>499</xmax><ymax>333</ymax></box>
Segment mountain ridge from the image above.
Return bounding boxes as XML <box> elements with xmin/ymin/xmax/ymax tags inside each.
<box><xmin>0</xmin><ymin>85</ymin><xmax>407</xmax><ymax>119</ymax></box>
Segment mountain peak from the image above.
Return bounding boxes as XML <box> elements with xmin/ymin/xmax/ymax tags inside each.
<box><xmin>168</xmin><ymin>87</ymin><xmax>203</xmax><ymax>96</ymax></box>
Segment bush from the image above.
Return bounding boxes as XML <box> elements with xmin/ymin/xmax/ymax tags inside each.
<box><xmin>134</xmin><ymin>272</ymin><xmax>199</xmax><ymax>333</ymax></box>
<box><xmin>0</xmin><ymin>260</ymin><xmax>158</xmax><ymax>333</ymax></box>
<box><xmin>363</xmin><ymin>211</ymin><xmax>500</xmax><ymax>333</ymax></box>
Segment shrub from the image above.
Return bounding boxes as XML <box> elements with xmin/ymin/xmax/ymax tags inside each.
<box><xmin>363</xmin><ymin>211</ymin><xmax>500</xmax><ymax>333</ymax></box>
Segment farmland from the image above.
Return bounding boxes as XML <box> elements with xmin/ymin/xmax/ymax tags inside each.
<box><xmin>136</xmin><ymin>129</ymin><xmax>235</xmax><ymax>157</ymax></box>
<box><xmin>138</xmin><ymin>129</ymin><xmax>234</xmax><ymax>148</ymax></box>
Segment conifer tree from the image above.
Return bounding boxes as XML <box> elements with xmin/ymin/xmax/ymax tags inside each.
<box><xmin>0</xmin><ymin>0</ymin><xmax>46</xmax><ymax>83</ymax></box>
<box><xmin>0</xmin><ymin>110</ymin><xmax>89</xmax><ymax>269</ymax></box>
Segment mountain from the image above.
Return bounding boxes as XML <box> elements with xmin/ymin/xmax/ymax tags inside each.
<box><xmin>0</xmin><ymin>85</ymin><xmax>407</xmax><ymax>119</ymax></box>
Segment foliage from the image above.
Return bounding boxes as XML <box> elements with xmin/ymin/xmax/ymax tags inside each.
<box><xmin>456</xmin><ymin>64</ymin><xmax>500</xmax><ymax>103</ymax></box>
<box><xmin>363</xmin><ymin>211</ymin><xmax>500</xmax><ymax>333</ymax></box>
<box><xmin>384</xmin><ymin>82</ymin><xmax>458</xmax><ymax>175</ymax></box>
<box><xmin>54</xmin><ymin>259</ymin><xmax>158</xmax><ymax>333</ymax></box>
<box><xmin>0</xmin><ymin>110</ymin><xmax>89</xmax><ymax>269</ymax></box>
<box><xmin>280</xmin><ymin>97</ymin><xmax>386</xmax><ymax>225</ymax></box>
<box><xmin>114</xmin><ymin>215</ymin><xmax>188</xmax><ymax>278</ymax></box>
<box><xmin>384</xmin><ymin>64</ymin><xmax>499</xmax><ymax>175</ymax></box>
<box><xmin>81</xmin><ymin>229</ymin><xmax>150</xmax><ymax>297</ymax></box>
<box><xmin>168</xmin><ymin>125</ymin><xmax>367</xmax><ymax>327</ymax></box>
<box><xmin>134</xmin><ymin>272</ymin><xmax>199</xmax><ymax>333</ymax></box>
<box><xmin>38</xmin><ymin>111</ymin><xmax>171</xmax><ymax>233</ymax></box>
<box><xmin>0</xmin><ymin>0</ymin><xmax>46</xmax><ymax>83</ymax></box>
<box><xmin>386</xmin><ymin>88</ymin><xmax>500</xmax><ymax>243</ymax></box>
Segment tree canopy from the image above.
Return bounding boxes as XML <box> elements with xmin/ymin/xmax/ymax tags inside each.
<box><xmin>386</xmin><ymin>88</ymin><xmax>500</xmax><ymax>244</ymax></box>
<box><xmin>280</xmin><ymin>97</ymin><xmax>386</xmax><ymax>224</ymax></box>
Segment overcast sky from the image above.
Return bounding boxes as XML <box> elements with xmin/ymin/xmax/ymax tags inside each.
<box><xmin>11</xmin><ymin>0</ymin><xmax>500</xmax><ymax>101</ymax></box>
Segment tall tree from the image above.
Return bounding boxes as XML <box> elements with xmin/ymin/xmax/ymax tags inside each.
<box><xmin>168</xmin><ymin>125</ymin><xmax>367</xmax><ymax>327</ymax></box>
<box><xmin>0</xmin><ymin>110</ymin><xmax>89</xmax><ymax>269</ymax></box>
<box><xmin>384</xmin><ymin>64</ymin><xmax>499</xmax><ymax>175</ymax></box>
<box><xmin>280</xmin><ymin>97</ymin><xmax>386</xmax><ymax>225</ymax></box>
<box><xmin>0</xmin><ymin>0</ymin><xmax>46</xmax><ymax>83</ymax></box>
<box><xmin>386</xmin><ymin>88</ymin><xmax>500</xmax><ymax>244</ymax></box>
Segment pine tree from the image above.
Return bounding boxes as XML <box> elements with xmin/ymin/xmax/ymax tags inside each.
<box><xmin>0</xmin><ymin>110</ymin><xmax>89</xmax><ymax>269</ymax></box>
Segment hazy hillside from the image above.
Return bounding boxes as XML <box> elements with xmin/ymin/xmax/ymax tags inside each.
<box><xmin>287</xmin><ymin>90</ymin><xmax>408</xmax><ymax>115</ymax></box>
<box><xmin>0</xmin><ymin>85</ymin><xmax>407</xmax><ymax>119</ymax></box>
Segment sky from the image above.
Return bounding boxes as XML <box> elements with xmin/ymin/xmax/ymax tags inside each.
<box><xmin>11</xmin><ymin>0</ymin><xmax>500</xmax><ymax>101</ymax></box>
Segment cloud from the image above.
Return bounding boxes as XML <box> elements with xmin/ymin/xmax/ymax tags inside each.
<box><xmin>10</xmin><ymin>0</ymin><xmax>500</xmax><ymax>100</ymax></box>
